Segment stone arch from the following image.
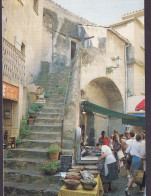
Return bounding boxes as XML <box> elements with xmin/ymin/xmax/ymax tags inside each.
<box><xmin>81</xmin><ymin>77</ymin><xmax>125</xmax><ymax>144</ymax></box>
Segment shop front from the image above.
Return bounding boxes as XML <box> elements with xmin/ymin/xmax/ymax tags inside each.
<box><xmin>75</xmin><ymin>101</ymin><xmax>146</xmax><ymax>164</ymax></box>
<box><xmin>3</xmin><ymin>82</ymin><xmax>19</xmax><ymax>147</ymax></box>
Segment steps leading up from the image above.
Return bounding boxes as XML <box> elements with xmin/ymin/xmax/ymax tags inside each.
<box><xmin>4</xmin><ymin>65</ymin><xmax>72</xmax><ymax>195</ymax></box>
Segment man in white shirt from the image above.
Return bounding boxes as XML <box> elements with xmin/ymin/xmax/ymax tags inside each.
<box><xmin>125</xmin><ymin>134</ymin><xmax>143</xmax><ymax>195</ymax></box>
<box><xmin>125</xmin><ymin>131</ymin><xmax>135</xmax><ymax>184</ymax></box>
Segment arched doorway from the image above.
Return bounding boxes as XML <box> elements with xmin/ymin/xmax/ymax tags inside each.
<box><xmin>81</xmin><ymin>77</ymin><xmax>125</xmax><ymax>145</ymax></box>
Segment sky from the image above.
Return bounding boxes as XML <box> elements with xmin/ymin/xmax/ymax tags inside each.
<box><xmin>53</xmin><ymin>0</ymin><xmax>144</xmax><ymax>26</ymax></box>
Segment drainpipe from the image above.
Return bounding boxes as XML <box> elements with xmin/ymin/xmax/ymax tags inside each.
<box><xmin>125</xmin><ymin>43</ymin><xmax>130</xmax><ymax>114</ymax></box>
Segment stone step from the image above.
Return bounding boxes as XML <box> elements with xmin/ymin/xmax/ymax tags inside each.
<box><xmin>4</xmin><ymin>181</ymin><xmax>62</xmax><ymax>196</ymax></box>
<box><xmin>26</xmin><ymin>131</ymin><xmax>61</xmax><ymax>140</ymax></box>
<box><xmin>37</xmin><ymin>113</ymin><xmax>62</xmax><ymax>118</ymax></box>
<box><xmin>41</xmin><ymin>107</ymin><xmax>63</xmax><ymax>113</ymax></box>
<box><xmin>36</xmin><ymin>79</ymin><xmax>68</xmax><ymax>85</ymax></box>
<box><xmin>34</xmin><ymin>118</ymin><xmax>62</xmax><ymax>125</ymax></box>
<box><xmin>4</xmin><ymin>158</ymin><xmax>47</xmax><ymax>171</ymax></box>
<box><xmin>47</xmin><ymin>97</ymin><xmax>64</xmax><ymax>101</ymax></box>
<box><xmin>42</xmin><ymin>103</ymin><xmax>64</xmax><ymax>108</ymax></box>
<box><xmin>45</xmin><ymin>94</ymin><xmax>65</xmax><ymax>99</ymax></box>
<box><xmin>4</xmin><ymin>169</ymin><xmax>62</xmax><ymax>185</ymax></box>
<box><xmin>62</xmin><ymin>149</ymin><xmax>74</xmax><ymax>156</ymax></box>
<box><xmin>30</xmin><ymin>125</ymin><xmax>62</xmax><ymax>132</ymax></box>
<box><xmin>5</xmin><ymin>148</ymin><xmax>49</xmax><ymax>160</ymax></box>
<box><xmin>17</xmin><ymin>139</ymin><xmax>60</xmax><ymax>149</ymax></box>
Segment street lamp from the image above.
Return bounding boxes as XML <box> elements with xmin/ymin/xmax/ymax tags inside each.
<box><xmin>106</xmin><ymin>56</ymin><xmax>121</xmax><ymax>74</ymax></box>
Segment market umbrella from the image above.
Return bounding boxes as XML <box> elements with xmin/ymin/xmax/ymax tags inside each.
<box><xmin>135</xmin><ymin>99</ymin><xmax>145</xmax><ymax>111</ymax></box>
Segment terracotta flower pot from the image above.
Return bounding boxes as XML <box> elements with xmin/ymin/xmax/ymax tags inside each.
<box><xmin>30</xmin><ymin>114</ymin><xmax>37</xmax><ymax>119</ymax></box>
<box><xmin>49</xmin><ymin>151</ymin><xmax>59</xmax><ymax>160</ymax></box>
<box><xmin>28</xmin><ymin>118</ymin><xmax>35</xmax><ymax>125</ymax></box>
<box><xmin>45</xmin><ymin>170</ymin><xmax>57</xmax><ymax>176</ymax></box>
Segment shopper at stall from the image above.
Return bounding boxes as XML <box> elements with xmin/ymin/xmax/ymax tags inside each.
<box><xmin>109</xmin><ymin>134</ymin><xmax>114</xmax><ymax>150</ymax></box>
<box><xmin>113</xmin><ymin>135</ymin><xmax>122</xmax><ymax>173</ymax></box>
<box><xmin>98</xmin><ymin>131</ymin><xmax>110</xmax><ymax>146</ymax></box>
<box><xmin>114</xmin><ymin>129</ymin><xmax>119</xmax><ymax>137</ymax></box>
<box><xmin>124</xmin><ymin>130</ymin><xmax>130</xmax><ymax>140</ymax></box>
<box><xmin>97</xmin><ymin>141</ymin><xmax>118</xmax><ymax>192</ymax></box>
<box><xmin>125</xmin><ymin>130</ymin><xmax>136</xmax><ymax>184</ymax></box>
<box><xmin>125</xmin><ymin>134</ymin><xmax>143</xmax><ymax>195</ymax></box>
<box><xmin>140</xmin><ymin>131</ymin><xmax>146</xmax><ymax>192</ymax></box>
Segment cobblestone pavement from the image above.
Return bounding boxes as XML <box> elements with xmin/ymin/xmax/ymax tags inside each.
<box><xmin>103</xmin><ymin>165</ymin><xmax>144</xmax><ymax>196</ymax></box>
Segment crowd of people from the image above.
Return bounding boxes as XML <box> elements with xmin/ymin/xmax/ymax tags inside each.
<box><xmin>96</xmin><ymin>129</ymin><xmax>146</xmax><ymax>195</ymax></box>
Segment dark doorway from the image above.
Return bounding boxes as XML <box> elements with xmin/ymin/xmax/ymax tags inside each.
<box><xmin>71</xmin><ymin>41</ymin><xmax>76</xmax><ymax>60</ymax></box>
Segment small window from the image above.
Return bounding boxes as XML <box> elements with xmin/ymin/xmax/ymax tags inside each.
<box><xmin>33</xmin><ymin>0</ymin><xmax>39</xmax><ymax>15</ymax></box>
<box><xmin>71</xmin><ymin>41</ymin><xmax>76</xmax><ymax>60</ymax></box>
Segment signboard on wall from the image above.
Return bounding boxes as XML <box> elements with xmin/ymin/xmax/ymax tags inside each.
<box><xmin>3</xmin><ymin>82</ymin><xmax>19</xmax><ymax>101</ymax></box>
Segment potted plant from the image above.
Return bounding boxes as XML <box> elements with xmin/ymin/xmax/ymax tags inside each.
<box><xmin>41</xmin><ymin>160</ymin><xmax>60</xmax><ymax>175</ymax></box>
<box><xmin>46</xmin><ymin>144</ymin><xmax>61</xmax><ymax>160</ymax></box>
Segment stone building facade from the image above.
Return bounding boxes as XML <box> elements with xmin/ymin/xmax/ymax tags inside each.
<box><xmin>2</xmin><ymin>0</ymin><xmax>44</xmax><ymax>138</ymax></box>
<box><xmin>2</xmin><ymin>0</ymin><xmax>144</xmax><ymax>149</ymax></box>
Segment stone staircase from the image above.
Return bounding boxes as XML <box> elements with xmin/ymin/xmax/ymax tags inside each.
<box><xmin>4</xmin><ymin>63</ymin><xmax>73</xmax><ymax>196</ymax></box>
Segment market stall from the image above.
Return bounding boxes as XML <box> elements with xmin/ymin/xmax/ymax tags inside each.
<box><xmin>58</xmin><ymin>174</ymin><xmax>104</xmax><ymax>196</ymax></box>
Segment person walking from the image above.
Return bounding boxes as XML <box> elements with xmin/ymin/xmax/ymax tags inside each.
<box><xmin>125</xmin><ymin>130</ymin><xmax>136</xmax><ymax>184</ymax></box>
<box><xmin>113</xmin><ymin>135</ymin><xmax>122</xmax><ymax>173</ymax></box>
<box><xmin>124</xmin><ymin>130</ymin><xmax>130</xmax><ymax>140</ymax></box>
<box><xmin>125</xmin><ymin>134</ymin><xmax>143</xmax><ymax>195</ymax></box>
<box><xmin>98</xmin><ymin>131</ymin><xmax>110</xmax><ymax>146</ymax></box>
<box><xmin>97</xmin><ymin>141</ymin><xmax>118</xmax><ymax>192</ymax></box>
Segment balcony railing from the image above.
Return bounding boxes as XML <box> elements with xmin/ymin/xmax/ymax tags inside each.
<box><xmin>2</xmin><ymin>38</ymin><xmax>25</xmax><ymax>85</ymax></box>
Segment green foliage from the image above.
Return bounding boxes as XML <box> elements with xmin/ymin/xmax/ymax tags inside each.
<box><xmin>58</xmin><ymin>88</ymin><xmax>65</xmax><ymax>95</ymax></box>
<box><xmin>7</xmin><ymin>152</ymin><xmax>13</xmax><ymax>158</ymax></box>
<box><xmin>36</xmin><ymin>103</ymin><xmax>43</xmax><ymax>108</ymax></box>
<box><xmin>20</xmin><ymin>117</ymin><xmax>30</xmax><ymax>138</ymax></box>
<box><xmin>111</xmin><ymin>57</ymin><xmax>116</xmax><ymax>62</ymax></box>
<box><xmin>44</xmin><ymin>91</ymin><xmax>52</xmax><ymax>99</ymax></box>
<box><xmin>56</xmin><ymin>84</ymin><xmax>58</xmax><ymax>88</ymax></box>
<box><xmin>106</xmin><ymin>67</ymin><xmax>113</xmax><ymax>74</ymax></box>
<box><xmin>16</xmin><ymin>138</ymin><xmax>22</xmax><ymax>145</ymax></box>
<box><xmin>30</xmin><ymin>103</ymin><xmax>40</xmax><ymax>112</ymax></box>
<box><xmin>41</xmin><ymin>160</ymin><xmax>60</xmax><ymax>172</ymax></box>
<box><xmin>27</xmin><ymin>92</ymin><xmax>31</xmax><ymax>99</ymax></box>
<box><xmin>46</xmin><ymin>144</ymin><xmax>61</xmax><ymax>154</ymax></box>
<box><xmin>28</xmin><ymin>109</ymin><xmax>35</xmax><ymax>114</ymax></box>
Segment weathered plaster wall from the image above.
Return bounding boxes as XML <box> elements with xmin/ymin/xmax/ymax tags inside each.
<box><xmin>2</xmin><ymin>0</ymin><xmax>44</xmax><ymax>136</ymax></box>
<box><xmin>79</xmin><ymin>27</ymin><xmax>126</xmax><ymax>134</ymax></box>
<box><xmin>2</xmin><ymin>0</ymin><xmax>44</xmax><ymax>83</ymax></box>
<box><xmin>112</xmin><ymin>14</ymin><xmax>145</xmax><ymax>114</ymax></box>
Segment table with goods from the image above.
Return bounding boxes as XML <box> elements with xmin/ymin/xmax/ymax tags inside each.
<box><xmin>58</xmin><ymin>165</ymin><xmax>104</xmax><ymax>196</ymax></box>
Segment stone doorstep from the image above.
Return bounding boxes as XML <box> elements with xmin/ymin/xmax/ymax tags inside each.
<box><xmin>40</xmin><ymin>109</ymin><xmax>62</xmax><ymax>113</ymax></box>
<box><xmin>33</xmin><ymin>123</ymin><xmax>62</xmax><ymax>127</ymax></box>
<box><xmin>4</xmin><ymin>181</ymin><xmax>62</xmax><ymax>196</ymax></box>
<box><xmin>37</xmin><ymin>114</ymin><xmax>62</xmax><ymax>118</ymax></box>
<box><xmin>5</xmin><ymin>148</ymin><xmax>50</xmax><ymax>160</ymax></box>
<box><xmin>4</xmin><ymin>158</ymin><xmax>47</xmax><ymax>171</ymax></box>
<box><xmin>26</xmin><ymin>132</ymin><xmax>61</xmax><ymax>140</ymax></box>
<box><xmin>17</xmin><ymin>139</ymin><xmax>61</xmax><ymax>149</ymax></box>
<box><xmin>4</xmin><ymin>168</ymin><xmax>62</xmax><ymax>184</ymax></box>
<box><xmin>34</xmin><ymin>118</ymin><xmax>62</xmax><ymax>121</ymax></box>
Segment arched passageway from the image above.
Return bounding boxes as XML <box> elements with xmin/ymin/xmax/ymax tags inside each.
<box><xmin>81</xmin><ymin>77</ymin><xmax>125</xmax><ymax>145</ymax></box>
